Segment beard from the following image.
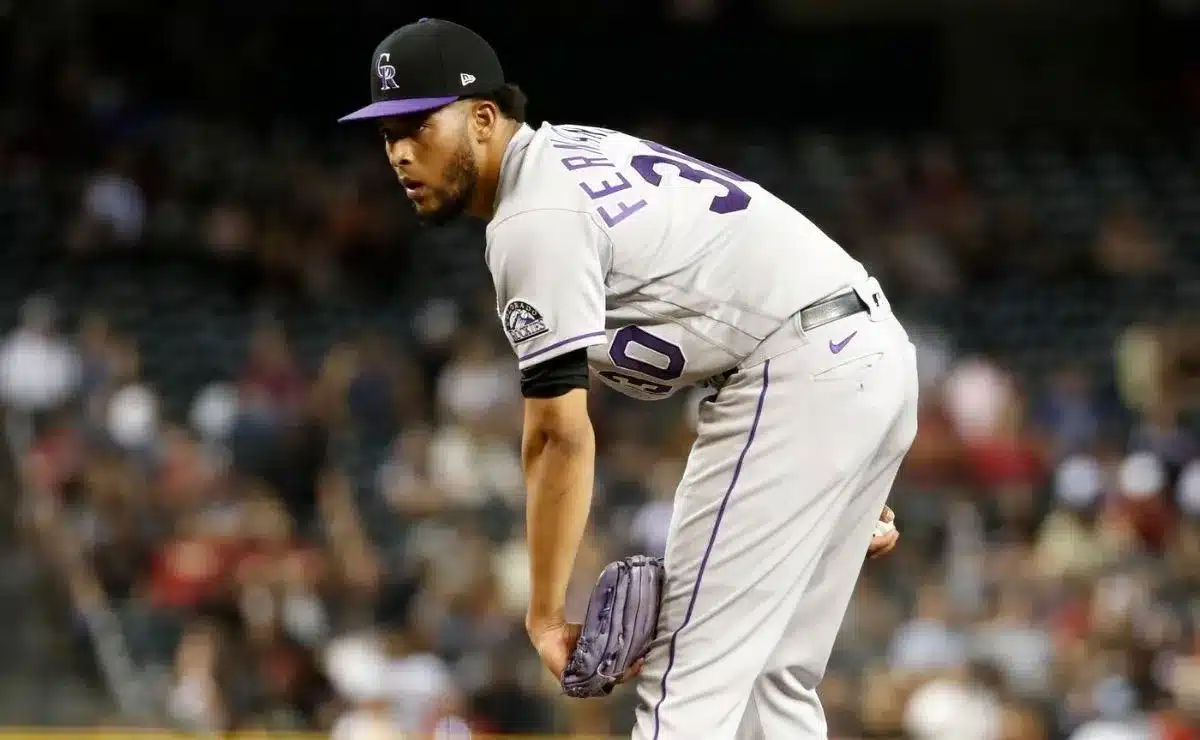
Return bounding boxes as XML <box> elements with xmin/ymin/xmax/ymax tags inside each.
<box><xmin>415</xmin><ymin>136</ymin><xmax>478</xmax><ymax>226</ymax></box>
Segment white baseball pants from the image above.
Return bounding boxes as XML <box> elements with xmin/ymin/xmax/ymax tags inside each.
<box><xmin>631</xmin><ymin>282</ymin><xmax>919</xmax><ymax>740</ymax></box>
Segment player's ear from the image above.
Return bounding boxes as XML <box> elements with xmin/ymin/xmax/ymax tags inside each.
<box><xmin>469</xmin><ymin>99</ymin><xmax>499</xmax><ymax>142</ymax></box>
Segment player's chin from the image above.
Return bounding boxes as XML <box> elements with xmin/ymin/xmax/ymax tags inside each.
<box><xmin>413</xmin><ymin>196</ymin><xmax>465</xmax><ymax>225</ymax></box>
<box><xmin>409</xmin><ymin>195</ymin><xmax>441</xmax><ymax>218</ymax></box>
<box><xmin>405</xmin><ymin>188</ymin><xmax>432</xmax><ymax>209</ymax></box>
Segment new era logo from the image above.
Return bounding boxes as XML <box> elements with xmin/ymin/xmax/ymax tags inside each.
<box><xmin>460</xmin><ymin>73</ymin><xmax>476</xmax><ymax>86</ymax></box>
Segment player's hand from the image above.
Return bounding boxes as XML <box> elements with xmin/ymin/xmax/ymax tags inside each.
<box><xmin>528</xmin><ymin>615</ymin><xmax>582</xmax><ymax>681</ymax></box>
<box><xmin>527</xmin><ymin>614</ymin><xmax>645</xmax><ymax>685</ymax></box>
<box><xmin>866</xmin><ymin>505</ymin><xmax>899</xmax><ymax>561</ymax></box>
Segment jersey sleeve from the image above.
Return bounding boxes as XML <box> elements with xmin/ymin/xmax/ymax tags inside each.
<box><xmin>487</xmin><ymin>209</ymin><xmax>608</xmax><ymax>370</ymax></box>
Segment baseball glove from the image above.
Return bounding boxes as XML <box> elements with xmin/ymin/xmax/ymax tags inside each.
<box><xmin>561</xmin><ymin>555</ymin><xmax>665</xmax><ymax>698</ymax></box>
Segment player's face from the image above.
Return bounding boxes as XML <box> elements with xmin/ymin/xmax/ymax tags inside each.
<box><xmin>379</xmin><ymin>104</ymin><xmax>479</xmax><ymax>224</ymax></box>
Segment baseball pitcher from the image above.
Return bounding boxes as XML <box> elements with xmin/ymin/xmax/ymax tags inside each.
<box><xmin>339</xmin><ymin>18</ymin><xmax>914</xmax><ymax>739</ymax></box>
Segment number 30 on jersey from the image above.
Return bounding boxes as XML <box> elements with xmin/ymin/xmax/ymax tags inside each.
<box><xmin>595</xmin><ymin>326</ymin><xmax>687</xmax><ymax>400</ymax></box>
<box><xmin>630</xmin><ymin>139</ymin><xmax>752</xmax><ymax>215</ymax></box>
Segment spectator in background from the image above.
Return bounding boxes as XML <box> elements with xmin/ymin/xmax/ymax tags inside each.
<box><xmin>971</xmin><ymin>584</ymin><xmax>1055</xmax><ymax>699</ymax></box>
<box><xmin>902</xmin><ymin>391</ymin><xmax>967</xmax><ymax>492</ymax></box>
<box><xmin>468</xmin><ymin>642</ymin><xmax>556</xmax><ymax>734</ymax></box>
<box><xmin>190</xmin><ymin>382</ymin><xmax>240</xmax><ymax>452</ymax></box>
<box><xmin>1093</xmin><ymin>201</ymin><xmax>1167</xmax><ymax>279</ymax></box>
<box><xmin>428</xmin><ymin>330</ymin><xmax>522</xmax><ymax>511</ymax></box>
<box><xmin>1161</xmin><ymin>320</ymin><xmax>1200</xmax><ymax>412</ymax></box>
<box><xmin>942</xmin><ymin>354</ymin><xmax>1019</xmax><ymax>445</ymax></box>
<box><xmin>167</xmin><ymin>620</ymin><xmax>228</xmax><ymax>733</ymax></box>
<box><xmin>233</xmin><ymin>492</ymin><xmax>329</xmax><ymax>650</ymax></box>
<box><xmin>86</xmin><ymin>333</ymin><xmax>142</xmax><ymax>433</ymax></box>
<box><xmin>1114</xmin><ymin>322</ymin><xmax>1167</xmax><ymax>418</ymax></box>
<box><xmin>377</xmin><ymin>425</ymin><xmax>446</xmax><ymax>520</ymax></box>
<box><xmin>325</xmin><ymin>623</ymin><xmax>467</xmax><ymax>738</ymax></box>
<box><xmin>888</xmin><ymin>579</ymin><xmax>968</xmax><ymax>676</ymax></box>
<box><xmin>1178</xmin><ymin>460</ymin><xmax>1200</xmax><ymax>517</ymax></box>
<box><xmin>628</xmin><ymin>456</ymin><xmax>682</xmax><ymax>559</ymax></box>
<box><xmin>906</xmin><ymin>320</ymin><xmax>956</xmax><ymax>395</ymax></box>
<box><xmin>310</xmin><ymin>342</ymin><xmax>360</xmax><ymax>431</ymax></box>
<box><xmin>991</xmin><ymin>193</ymin><xmax>1054</xmax><ymax>278</ymax></box>
<box><xmin>1130</xmin><ymin>395</ymin><xmax>1197</xmax><ymax>471</ymax></box>
<box><xmin>902</xmin><ymin>664</ymin><xmax>1007</xmax><ymax>740</ymax></box>
<box><xmin>326</xmin><ymin>633</ymin><xmax>393</xmax><ymax>740</ymax></box>
<box><xmin>344</xmin><ymin>332</ymin><xmax>410</xmax><ymax>446</ymax></box>
<box><xmin>858</xmin><ymin>144</ymin><xmax>913</xmax><ymax>230</ymax></box>
<box><xmin>595</xmin><ymin>438</ymin><xmax>655</xmax><ymax>532</ymax></box>
<box><xmin>147</xmin><ymin>504</ymin><xmax>233</xmax><ymax>617</ymax></box>
<box><xmin>75</xmin><ymin>311</ymin><xmax>119</xmax><ymax>403</ymax></box>
<box><xmin>72</xmin><ymin>452</ymin><xmax>152</xmax><ymax>604</ymax></box>
<box><xmin>381</xmin><ymin>618</ymin><xmax>465</xmax><ymax>734</ymax></box>
<box><xmin>0</xmin><ymin>295</ymin><xmax>80</xmax><ymax>417</ymax></box>
<box><xmin>69</xmin><ymin>146</ymin><xmax>147</xmax><ymax>252</ymax></box>
<box><xmin>914</xmin><ymin>140</ymin><xmax>991</xmax><ymax>283</ymax></box>
<box><xmin>202</xmin><ymin>200</ymin><xmax>255</xmax><ymax>261</ymax></box>
<box><xmin>105</xmin><ymin>382</ymin><xmax>160</xmax><ymax>455</ymax></box>
<box><xmin>237</xmin><ymin>321</ymin><xmax>307</xmax><ymax>428</ymax></box>
<box><xmin>1035</xmin><ymin>455</ymin><xmax>1115</xmax><ymax>580</ymax></box>
<box><xmin>963</xmin><ymin>386</ymin><xmax>1050</xmax><ymax>539</ymax></box>
<box><xmin>1033</xmin><ymin>366</ymin><xmax>1106</xmax><ymax>460</ymax></box>
<box><xmin>1112</xmin><ymin>452</ymin><xmax>1175</xmax><ymax>553</ymax></box>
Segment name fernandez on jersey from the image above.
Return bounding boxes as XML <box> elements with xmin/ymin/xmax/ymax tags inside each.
<box><xmin>547</xmin><ymin>126</ymin><xmax>648</xmax><ymax>228</ymax></box>
<box><xmin>546</xmin><ymin>125</ymin><xmax>753</xmax><ymax>227</ymax></box>
<box><xmin>485</xmin><ymin>121</ymin><xmax>871</xmax><ymax>400</ymax></box>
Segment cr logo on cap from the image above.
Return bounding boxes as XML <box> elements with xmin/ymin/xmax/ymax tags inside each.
<box><xmin>377</xmin><ymin>52</ymin><xmax>399</xmax><ymax>91</ymax></box>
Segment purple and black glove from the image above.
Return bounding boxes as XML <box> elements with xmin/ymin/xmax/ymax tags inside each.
<box><xmin>561</xmin><ymin>555</ymin><xmax>665</xmax><ymax>699</ymax></box>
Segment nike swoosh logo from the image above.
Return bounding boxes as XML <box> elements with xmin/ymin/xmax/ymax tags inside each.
<box><xmin>829</xmin><ymin>331</ymin><xmax>858</xmax><ymax>354</ymax></box>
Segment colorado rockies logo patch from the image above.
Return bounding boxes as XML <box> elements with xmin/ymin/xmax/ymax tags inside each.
<box><xmin>503</xmin><ymin>300</ymin><xmax>550</xmax><ymax>345</ymax></box>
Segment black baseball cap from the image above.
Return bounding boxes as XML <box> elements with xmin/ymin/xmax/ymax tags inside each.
<box><xmin>338</xmin><ymin>18</ymin><xmax>505</xmax><ymax>123</ymax></box>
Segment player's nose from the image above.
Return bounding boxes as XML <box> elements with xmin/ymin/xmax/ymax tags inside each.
<box><xmin>384</xmin><ymin>138</ymin><xmax>414</xmax><ymax>169</ymax></box>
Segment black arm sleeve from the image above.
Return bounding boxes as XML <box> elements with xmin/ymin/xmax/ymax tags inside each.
<box><xmin>520</xmin><ymin>349</ymin><xmax>589</xmax><ymax>398</ymax></box>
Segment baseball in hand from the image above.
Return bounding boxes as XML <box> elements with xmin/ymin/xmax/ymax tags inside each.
<box><xmin>873</xmin><ymin>519</ymin><xmax>896</xmax><ymax>537</ymax></box>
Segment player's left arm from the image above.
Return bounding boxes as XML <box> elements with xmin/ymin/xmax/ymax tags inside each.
<box><xmin>487</xmin><ymin>210</ymin><xmax>608</xmax><ymax>656</ymax></box>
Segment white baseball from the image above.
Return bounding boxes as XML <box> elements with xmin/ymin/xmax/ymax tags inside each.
<box><xmin>873</xmin><ymin>520</ymin><xmax>896</xmax><ymax>537</ymax></box>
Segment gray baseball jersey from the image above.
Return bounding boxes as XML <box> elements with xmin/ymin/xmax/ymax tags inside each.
<box><xmin>486</xmin><ymin>122</ymin><xmax>920</xmax><ymax>739</ymax></box>
<box><xmin>486</xmin><ymin>122</ymin><xmax>870</xmax><ymax>398</ymax></box>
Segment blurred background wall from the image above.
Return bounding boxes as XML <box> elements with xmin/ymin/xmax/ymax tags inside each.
<box><xmin>0</xmin><ymin>0</ymin><xmax>1198</xmax><ymax>737</ymax></box>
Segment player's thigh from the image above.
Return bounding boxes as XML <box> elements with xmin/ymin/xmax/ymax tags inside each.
<box><xmin>633</xmin><ymin>327</ymin><xmax>913</xmax><ymax>740</ymax></box>
<box><xmin>747</xmin><ymin>460</ymin><xmax>901</xmax><ymax>740</ymax></box>
<box><xmin>657</xmin><ymin>319</ymin><xmax>914</xmax><ymax>607</ymax></box>
<box><xmin>765</xmin><ymin>345</ymin><xmax>917</xmax><ymax>678</ymax></box>
<box><xmin>632</xmin><ymin>361</ymin><xmax>797</xmax><ymax>740</ymax></box>
<box><xmin>745</xmin><ymin>457</ymin><xmax>901</xmax><ymax>739</ymax></box>
<box><xmin>750</xmin><ymin>346</ymin><xmax>918</xmax><ymax>738</ymax></box>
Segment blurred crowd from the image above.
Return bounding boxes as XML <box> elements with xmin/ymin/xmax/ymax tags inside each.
<box><xmin>0</xmin><ymin>292</ymin><xmax>684</xmax><ymax>736</ymax></box>
<box><xmin>6</xmin><ymin>8</ymin><xmax>1188</xmax><ymax>308</ymax></box>
<box><xmin>4</xmin><ymin>259</ymin><xmax>1200</xmax><ymax>740</ymax></box>
<box><xmin>3</xmin><ymin>6</ymin><xmax>1200</xmax><ymax>740</ymax></box>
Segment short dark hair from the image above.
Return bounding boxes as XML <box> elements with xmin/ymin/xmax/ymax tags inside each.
<box><xmin>470</xmin><ymin>83</ymin><xmax>528</xmax><ymax>123</ymax></box>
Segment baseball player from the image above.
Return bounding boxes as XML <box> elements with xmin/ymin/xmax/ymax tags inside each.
<box><xmin>339</xmin><ymin>18</ymin><xmax>914</xmax><ymax>739</ymax></box>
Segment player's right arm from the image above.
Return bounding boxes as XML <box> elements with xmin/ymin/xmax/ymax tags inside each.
<box><xmin>487</xmin><ymin>208</ymin><xmax>609</xmax><ymax>370</ymax></box>
<box><xmin>486</xmin><ymin>209</ymin><xmax>608</xmax><ymax>677</ymax></box>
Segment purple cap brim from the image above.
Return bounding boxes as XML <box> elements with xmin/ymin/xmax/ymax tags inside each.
<box><xmin>337</xmin><ymin>96</ymin><xmax>460</xmax><ymax>122</ymax></box>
